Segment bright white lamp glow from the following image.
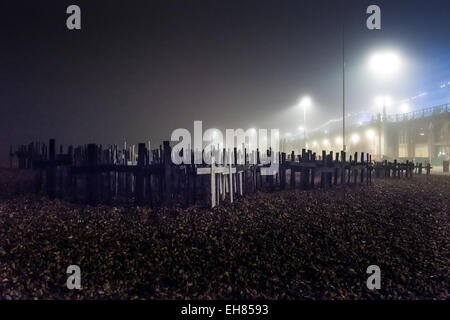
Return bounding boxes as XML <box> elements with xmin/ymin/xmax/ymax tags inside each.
<box><xmin>400</xmin><ymin>103</ymin><xmax>409</xmax><ymax>113</ymax></box>
<box><xmin>351</xmin><ymin>133</ymin><xmax>360</xmax><ymax>144</ymax></box>
<box><xmin>369</xmin><ymin>51</ymin><xmax>401</xmax><ymax>77</ymax></box>
<box><xmin>375</xmin><ymin>95</ymin><xmax>393</xmax><ymax>108</ymax></box>
<box><xmin>298</xmin><ymin>126</ymin><xmax>304</xmax><ymax>132</ymax></box>
<box><xmin>365</xmin><ymin>129</ymin><xmax>375</xmax><ymax>139</ymax></box>
<box><xmin>335</xmin><ymin>136</ymin><xmax>343</xmax><ymax>144</ymax></box>
<box><xmin>299</xmin><ymin>96</ymin><xmax>312</xmax><ymax>108</ymax></box>
<box><xmin>322</xmin><ymin>138</ymin><xmax>329</xmax><ymax>146</ymax></box>
<box><xmin>312</xmin><ymin>141</ymin><xmax>318</xmax><ymax>147</ymax></box>
<box><xmin>249</xmin><ymin>128</ymin><xmax>256</xmax><ymax>135</ymax></box>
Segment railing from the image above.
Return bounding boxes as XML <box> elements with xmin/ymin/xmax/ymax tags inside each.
<box><xmin>12</xmin><ymin>139</ymin><xmax>431</xmax><ymax>209</ymax></box>
<box><xmin>371</xmin><ymin>103</ymin><xmax>450</xmax><ymax>123</ymax></box>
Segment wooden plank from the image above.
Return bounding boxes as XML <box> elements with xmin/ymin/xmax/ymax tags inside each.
<box><xmin>87</xmin><ymin>143</ymin><xmax>98</xmax><ymax>205</ymax></box>
<box><xmin>47</xmin><ymin>139</ymin><xmax>56</xmax><ymax>199</ymax></box>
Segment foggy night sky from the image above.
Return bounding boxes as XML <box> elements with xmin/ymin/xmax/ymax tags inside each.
<box><xmin>1</xmin><ymin>0</ymin><xmax>449</xmax><ymax>161</ymax></box>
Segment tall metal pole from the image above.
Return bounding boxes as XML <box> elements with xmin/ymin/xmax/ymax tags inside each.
<box><xmin>342</xmin><ymin>24</ymin><xmax>346</xmax><ymax>152</ymax></box>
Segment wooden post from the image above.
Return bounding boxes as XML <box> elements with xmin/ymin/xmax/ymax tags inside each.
<box><xmin>163</xmin><ymin>141</ymin><xmax>173</xmax><ymax>204</ymax></box>
<box><xmin>47</xmin><ymin>139</ymin><xmax>56</xmax><ymax>199</ymax></box>
<box><xmin>211</xmin><ymin>150</ymin><xmax>216</xmax><ymax>208</ymax></box>
<box><xmin>280</xmin><ymin>153</ymin><xmax>286</xmax><ymax>189</ymax></box>
<box><xmin>290</xmin><ymin>151</ymin><xmax>295</xmax><ymax>188</ymax></box>
<box><xmin>360</xmin><ymin>152</ymin><xmax>365</xmax><ymax>183</ymax></box>
<box><xmin>321</xmin><ymin>150</ymin><xmax>326</xmax><ymax>189</ymax></box>
<box><xmin>334</xmin><ymin>152</ymin><xmax>339</xmax><ymax>185</ymax></box>
<box><xmin>301</xmin><ymin>149</ymin><xmax>307</xmax><ymax>190</ymax></box>
<box><xmin>384</xmin><ymin>160</ymin><xmax>389</xmax><ymax>178</ymax></box>
<box><xmin>310</xmin><ymin>151</ymin><xmax>315</xmax><ymax>188</ymax></box>
<box><xmin>87</xmin><ymin>143</ymin><xmax>98</xmax><ymax>205</ymax></box>
<box><xmin>136</xmin><ymin>143</ymin><xmax>146</xmax><ymax>205</ymax></box>
<box><xmin>405</xmin><ymin>160</ymin><xmax>409</xmax><ymax>178</ymax></box>
<box><xmin>393</xmin><ymin>160</ymin><xmax>398</xmax><ymax>178</ymax></box>
<box><xmin>366</xmin><ymin>154</ymin><xmax>370</xmax><ymax>185</ymax></box>
<box><xmin>348</xmin><ymin>155</ymin><xmax>352</xmax><ymax>184</ymax></box>
<box><xmin>328</xmin><ymin>151</ymin><xmax>333</xmax><ymax>187</ymax></box>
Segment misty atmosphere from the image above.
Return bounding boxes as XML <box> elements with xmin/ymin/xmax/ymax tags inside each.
<box><xmin>0</xmin><ymin>0</ymin><xmax>449</xmax><ymax>309</ymax></box>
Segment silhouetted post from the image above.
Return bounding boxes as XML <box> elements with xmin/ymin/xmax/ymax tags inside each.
<box><xmin>280</xmin><ymin>152</ymin><xmax>286</xmax><ymax>189</ymax></box>
<box><xmin>393</xmin><ymin>159</ymin><xmax>398</xmax><ymax>178</ymax></box>
<box><xmin>136</xmin><ymin>143</ymin><xmax>146</xmax><ymax>205</ymax></box>
<box><xmin>334</xmin><ymin>152</ymin><xmax>339</xmax><ymax>185</ymax></box>
<box><xmin>290</xmin><ymin>151</ymin><xmax>295</xmax><ymax>188</ymax></box>
<box><xmin>366</xmin><ymin>154</ymin><xmax>370</xmax><ymax>185</ymax></box>
<box><xmin>320</xmin><ymin>150</ymin><xmax>326</xmax><ymax>189</ymax></box>
<box><xmin>87</xmin><ymin>144</ymin><xmax>99</xmax><ymax>205</ymax></box>
<box><xmin>348</xmin><ymin>155</ymin><xmax>352</xmax><ymax>184</ymax></box>
<box><xmin>163</xmin><ymin>141</ymin><xmax>173</xmax><ymax>204</ymax></box>
<box><xmin>328</xmin><ymin>151</ymin><xmax>333</xmax><ymax>186</ymax></box>
<box><xmin>47</xmin><ymin>139</ymin><xmax>56</xmax><ymax>199</ymax></box>
<box><xmin>310</xmin><ymin>151</ymin><xmax>315</xmax><ymax>188</ymax></box>
<box><xmin>405</xmin><ymin>160</ymin><xmax>409</xmax><ymax>178</ymax></box>
<box><xmin>360</xmin><ymin>152</ymin><xmax>365</xmax><ymax>183</ymax></box>
<box><xmin>300</xmin><ymin>149</ymin><xmax>307</xmax><ymax>190</ymax></box>
<box><xmin>384</xmin><ymin>160</ymin><xmax>388</xmax><ymax>178</ymax></box>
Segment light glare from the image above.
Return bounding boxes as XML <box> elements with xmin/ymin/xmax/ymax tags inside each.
<box><xmin>351</xmin><ymin>133</ymin><xmax>360</xmax><ymax>144</ymax></box>
<box><xmin>369</xmin><ymin>51</ymin><xmax>401</xmax><ymax>77</ymax></box>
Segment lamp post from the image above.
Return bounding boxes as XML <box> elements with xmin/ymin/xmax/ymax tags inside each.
<box><xmin>369</xmin><ymin>51</ymin><xmax>401</xmax><ymax>159</ymax></box>
<box><xmin>299</xmin><ymin>96</ymin><xmax>312</xmax><ymax>142</ymax></box>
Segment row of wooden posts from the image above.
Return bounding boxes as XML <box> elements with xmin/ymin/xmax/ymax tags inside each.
<box><xmin>12</xmin><ymin>139</ymin><xmax>431</xmax><ymax>208</ymax></box>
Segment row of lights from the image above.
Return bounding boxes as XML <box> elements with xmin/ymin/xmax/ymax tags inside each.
<box><xmin>305</xmin><ymin>129</ymin><xmax>376</xmax><ymax>149</ymax></box>
<box><xmin>374</xmin><ymin>96</ymin><xmax>411</xmax><ymax>113</ymax></box>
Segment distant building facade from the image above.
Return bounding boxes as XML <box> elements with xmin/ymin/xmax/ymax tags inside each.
<box><xmin>282</xmin><ymin>104</ymin><xmax>450</xmax><ymax>164</ymax></box>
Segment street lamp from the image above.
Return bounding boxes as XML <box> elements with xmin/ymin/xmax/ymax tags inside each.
<box><xmin>400</xmin><ymin>103</ymin><xmax>409</xmax><ymax>113</ymax></box>
<box><xmin>375</xmin><ymin>95</ymin><xmax>393</xmax><ymax>117</ymax></box>
<box><xmin>369</xmin><ymin>51</ymin><xmax>401</xmax><ymax>78</ymax></box>
<box><xmin>369</xmin><ymin>51</ymin><xmax>401</xmax><ymax>119</ymax></box>
<box><xmin>299</xmin><ymin>96</ymin><xmax>312</xmax><ymax>140</ymax></box>
<box><xmin>298</xmin><ymin>125</ymin><xmax>305</xmax><ymax>142</ymax></box>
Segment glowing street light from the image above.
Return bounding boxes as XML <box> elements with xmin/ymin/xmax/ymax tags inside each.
<box><xmin>369</xmin><ymin>51</ymin><xmax>401</xmax><ymax>121</ymax></box>
<box><xmin>400</xmin><ymin>103</ymin><xmax>409</xmax><ymax>113</ymax></box>
<box><xmin>365</xmin><ymin>129</ymin><xmax>375</xmax><ymax>139</ymax></box>
<box><xmin>375</xmin><ymin>95</ymin><xmax>393</xmax><ymax>108</ymax></box>
<box><xmin>299</xmin><ymin>96</ymin><xmax>313</xmax><ymax>139</ymax></box>
<box><xmin>351</xmin><ymin>133</ymin><xmax>360</xmax><ymax>144</ymax></box>
<box><xmin>375</xmin><ymin>95</ymin><xmax>393</xmax><ymax>119</ymax></box>
<box><xmin>369</xmin><ymin>51</ymin><xmax>401</xmax><ymax>78</ymax></box>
